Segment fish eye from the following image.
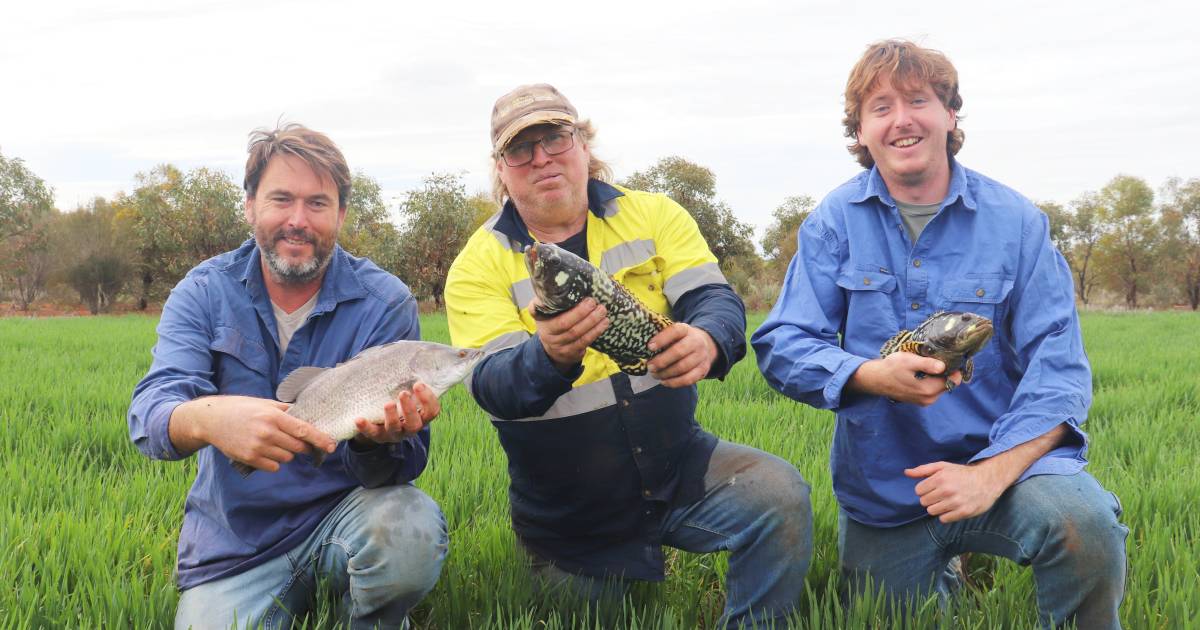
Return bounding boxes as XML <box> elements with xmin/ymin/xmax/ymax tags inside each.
<box><xmin>961</xmin><ymin>313</ymin><xmax>973</xmax><ymax>320</ymax></box>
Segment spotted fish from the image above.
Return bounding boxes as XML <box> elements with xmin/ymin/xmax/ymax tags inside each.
<box><xmin>232</xmin><ymin>340</ymin><xmax>483</xmax><ymax>476</ymax></box>
<box><xmin>524</xmin><ymin>242</ymin><xmax>672</xmax><ymax>375</ymax></box>
<box><xmin>880</xmin><ymin>311</ymin><xmax>995</xmax><ymax>383</ymax></box>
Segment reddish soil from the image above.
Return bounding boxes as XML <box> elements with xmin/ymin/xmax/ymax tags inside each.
<box><xmin>0</xmin><ymin>301</ymin><xmax>162</xmax><ymax>318</ymax></box>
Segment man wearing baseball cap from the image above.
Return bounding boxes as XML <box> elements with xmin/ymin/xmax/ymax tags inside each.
<box><xmin>444</xmin><ymin>84</ymin><xmax>813</xmax><ymax>627</ymax></box>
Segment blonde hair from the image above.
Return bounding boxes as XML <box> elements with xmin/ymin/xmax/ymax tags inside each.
<box><xmin>843</xmin><ymin>39</ymin><xmax>965</xmax><ymax>169</ymax></box>
<box><xmin>491</xmin><ymin>119</ymin><xmax>613</xmax><ymax>205</ymax></box>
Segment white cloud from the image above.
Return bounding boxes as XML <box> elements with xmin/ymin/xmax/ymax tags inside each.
<box><xmin>2</xmin><ymin>0</ymin><xmax>1197</xmax><ymax>231</ymax></box>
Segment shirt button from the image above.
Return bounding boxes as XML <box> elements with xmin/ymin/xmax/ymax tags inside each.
<box><xmin>620</xmin><ymin>399</ymin><xmax>630</xmax><ymax>408</ymax></box>
<box><xmin>912</xmin><ymin>259</ymin><xmax>921</xmax><ymax>267</ymax></box>
<box><xmin>976</xmin><ymin>288</ymin><xmax>986</xmax><ymax>297</ymax></box>
<box><xmin>911</xmin><ymin>302</ymin><xmax>920</xmax><ymax>310</ymax></box>
<box><xmin>632</xmin><ymin>447</ymin><xmax>643</xmax><ymax>454</ymax></box>
<box><xmin>643</xmin><ymin>489</ymin><xmax>652</xmax><ymax>497</ymax></box>
<box><xmin>863</xmin><ymin>278</ymin><xmax>871</xmax><ymax>286</ymax></box>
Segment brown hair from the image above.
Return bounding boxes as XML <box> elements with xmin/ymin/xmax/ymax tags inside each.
<box><xmin>491</xmin><ymin>119</ymin><xmax>613</xmax><ymax>205</ymax></box>
<box><xmin>843</xmin><ymin>39</ymin><xmax>965</xmax><ymax>169</ymax></box>
<box><xmin>244</xmin><ymin>123</ymin><xmax>352</xmax><ymax>208</ymax></box>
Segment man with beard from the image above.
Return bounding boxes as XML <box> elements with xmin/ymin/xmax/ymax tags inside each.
<box><xmin>128</xmin><ymin>124</ymin><xmax>447</xmax><ymax>629</ymax></box>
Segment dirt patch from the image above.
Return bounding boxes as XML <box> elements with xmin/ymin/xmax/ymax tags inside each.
<box><xmin>0</xmin><ymin>301</ymin><xmax>162</xmax><ymax>318</ymax></box>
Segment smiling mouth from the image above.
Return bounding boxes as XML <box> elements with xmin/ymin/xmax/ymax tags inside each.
<box><xmin>892</xmin><ymin>137</ymin><xmax>921</xmax><ymax>148</ymax></box>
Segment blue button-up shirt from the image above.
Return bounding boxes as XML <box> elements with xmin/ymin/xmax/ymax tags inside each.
<box><xmin>751</xmin><ymin>162</ymin><xmax>1091</xmax><ymax>527</ymax></box>
<box><xmin>128</xmin><ymin>239</ymin><xmax>430</xmax><ymax>589</ymax></box>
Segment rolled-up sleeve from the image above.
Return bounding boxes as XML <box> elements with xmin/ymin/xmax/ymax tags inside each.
<box><xmin>128</xmin><ymin>275</ymin><xmax>218</xmax><ymax>461</ymax></box>
<box><xmin>751</xmin><ymin>214</ymin><xmax>868</xmax><ymax>410</ymax></box>
<box><xmin>969</xmin><ymin>212</ymin><xmax>1090</xmax><ymax>477</ymax></box>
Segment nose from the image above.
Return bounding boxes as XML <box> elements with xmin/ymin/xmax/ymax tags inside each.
<box><xmin>529</xmin><ymin>142</ymin><xmax>553</xmax><ymax>166</ymax></box>
<box><xmin>284</xmin><ymin>203</ymin><xmax>310</xmax><ymax>229</ymax></box>
<box><xmin>893</xmin><ymin>102</ymin><xmax>914</xmax><ymax>127</ymax></box>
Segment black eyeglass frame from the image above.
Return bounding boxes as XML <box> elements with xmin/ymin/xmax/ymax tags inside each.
<box><xmin>498</xmin><ymin>128</ymin><xmax>577</xmax><ymax>167</ymax></box>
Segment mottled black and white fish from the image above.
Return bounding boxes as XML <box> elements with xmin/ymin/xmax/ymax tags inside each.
<box><xmin>880</xmin><ymin>311</ymin><xmax>995</xmax><ymax>384</ymax></box>
<box><xmin>232</xmin><ymin>340</ymin><xmax>483</xmax><ymax>476</ymax></box>
<box><xmin>524</xmin><ymin>242</ymin><xmax>672</xmax><ymax>375</ymax></box>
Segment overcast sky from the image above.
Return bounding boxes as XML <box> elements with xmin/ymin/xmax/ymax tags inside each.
<box><xmin>2</xmin><ymin>0</ymin><xmax>1196</xmax><ymax>233</ymax></box>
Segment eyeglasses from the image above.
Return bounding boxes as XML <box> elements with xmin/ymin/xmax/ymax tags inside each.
<box><xmin>499</xmin><ymin>129</ymin><xmax>576</xmax><ymax>167</ymax></box>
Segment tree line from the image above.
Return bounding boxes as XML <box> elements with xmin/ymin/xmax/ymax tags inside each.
<box><xmin>1</xmin><ymin>146</ymin><xmax>1198</xmax><ymax>314</ymax></box>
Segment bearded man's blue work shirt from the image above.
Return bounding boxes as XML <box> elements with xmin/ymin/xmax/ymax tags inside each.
<box><xmin>128</xmin><ymin>239</ymin><xmax>429</xmax><ymax>589</ymax></box>
<box><xmin>751</xmin><ymin>161</ymin><xmax>1091</xmax><ymax>527</ymax></box>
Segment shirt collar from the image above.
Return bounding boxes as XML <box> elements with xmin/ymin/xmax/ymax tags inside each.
<box><xmin>492</xmin><ymin>179</ymin><xmax>625</xmax><ymax>246</ymax></box>
<box><xmin>851</xmin><ymin>157</ymin><xmax>977</xmax><ymax>212</ymax></box>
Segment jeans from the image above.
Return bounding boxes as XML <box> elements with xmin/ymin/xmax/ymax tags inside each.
<box><xmin>839</xmin><ymin>471</ymin><xmax>1127</xmax><ymax>629</ymax></box>
<box><xmin>529</xmin><ymin>440</ymin><xmax>814</xmax><ymax>629</ymax></box>
<box><xmin>176</xmin><ymin>484</ymin><xmax>448</xmax><ymax>630</ymax></box>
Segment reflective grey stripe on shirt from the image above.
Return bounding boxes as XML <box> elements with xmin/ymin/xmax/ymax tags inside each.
<box><xmin>510</xmin><ymin>278</ymin><xmax>534</xmax><ymax>310</ymax></box>
<box><xmin>490</xmin><ymin>378</ymin><xmax>616</xmax><ymax>422</ymax></box>
<box><xmin>483</xmin><ymin>330</ymin><xmax>530</xmax><ymax>355</ymax></box>
<box><xmin>663</xmin><ymin>262</ymin><xmax>727</xmax><ymax>302</ymax></box>
<box><xmin>600</xmin><ymin>239</ymin><xmax>657</xmax><ymax>276</ymax></box>
<box><xmin>629</xmin><ymin>372</ymin><xmax>662</xmax><ymax>395</ymax></box>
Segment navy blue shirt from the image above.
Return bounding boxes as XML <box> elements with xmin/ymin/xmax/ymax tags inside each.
<box><xmin>752</xmin><ymin>162</ymin><xmax>1091</xmax><ymax>527</ymax></box>
<box><xmin>128</xmin><ymin>240</ymin><xmax>429</xmax><ymax>589</ymax></box>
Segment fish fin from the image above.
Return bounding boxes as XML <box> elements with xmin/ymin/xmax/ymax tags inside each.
<box><xmin>231</xmin><ymin>461</ymin><xmax>256</xmax><ymax>477</ymax></box>
<box><xmin>963</xmin><ymin>359</ymin><xmax>974</xmax><ymax>383</ymax></box>
<box><xmin>389</xmin><ymin>377</ymin><xmax>419</xmax><ymax>398</ymax></box>
<box><xmin>311</xmin><ymin>447</ymin><xmax>327</xmax><ymax>468</ymax></box>
<box><xmin>618</xmin><ymin>359</ymin><xmax>648</xmax><ymax>376</ymax></box>
<box><xmin>276</xmin><ymin>366</ymin><xmax>328</xmax><ymax>402</ymax></box>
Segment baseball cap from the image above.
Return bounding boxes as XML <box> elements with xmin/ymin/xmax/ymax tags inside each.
<box><xmin>490</xmin><ymin>83</ymin><xmax>578</xmax><ymax>153</ymax></box>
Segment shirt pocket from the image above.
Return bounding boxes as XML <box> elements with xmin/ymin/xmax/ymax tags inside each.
<box><xmin>938</xmin><ymin>275</ymin><xmax>1013</xmax><ymax>371</ymax></box>
<box><xmin>209</xmin><ymin>326</ymin><xmax>273</xmax><ymax>395</ymax></box>
<box><xmin>612</xmin><ymin>255</ymin><xmax>669</xmax><ymax>316</ymax></box>
<box><xmin>837</xmin><ymin>268</ymin><xmax>899</xmax><ymax>357</ymax></box>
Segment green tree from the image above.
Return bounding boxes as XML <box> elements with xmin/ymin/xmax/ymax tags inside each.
<box><xmin>621</xmin><ymin>157</ymin><xmax>756</xmax><ymax>268</ymax></box>
<box><xmin>761</xmin><ymin>195</ymin><xmax>815</xmax><ymax>280</ymax></box>
<box><xmin>1159</xmin><ymin>177</ymin><xmax>1200</xmax><ymax>309</ymax></box>
<box><xmin>0</xmin><ymin>208</ymin><xmax>57</xmax><ymax>310</ymax></box>
<box><xmin>1</xmin><ymin>149</ymin><xmax>57</xmax><ymax>309</ymax></box>
<box><xmin>120</xmin><ymin>164</ymin><xmax>245</xmax><ymax>308</ymax></box>
<box><xmin>340</xmin><ymin>172</ymin><xmax>402</xmax><ymax>273</ymax></box>
<box><xmin>56</xmin><ymin>198</ymin><xmax>134</xmax><ymax>313</ymax></box>
<box><xmin>1095</xmin><ymin>175</ymin><xmax>1157</xmax><ymax>308</ymax></box>
<box><xmin>0</xmin><ymin>148</ymin><xmax>54</xmax><ymax>242</ymax></box>
<box><xmin>396</xmin><ymin>173</ymin><xmax>479</xmax><ymax>306</ymax></box>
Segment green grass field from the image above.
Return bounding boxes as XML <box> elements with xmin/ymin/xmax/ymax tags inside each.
<box><xmin>1</xmin><ymin>311</ymin><xmax>1197</xmax><ymax>629</ymax></box>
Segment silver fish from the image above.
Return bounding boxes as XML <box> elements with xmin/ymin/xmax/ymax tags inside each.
<box><xmin>524</xmin><ymin>242</ymin><xmax>672</xmax><ymax>375</ymax></box>
<box><xmin>232</xmin><ymin>340</ymin><xmax>483</xmax><ymax>476</ymax></box>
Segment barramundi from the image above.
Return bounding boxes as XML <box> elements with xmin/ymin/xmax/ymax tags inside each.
<box><xmin>880</xmin><ymin>311</ymin><xmax>994</xmax><ymax>385</ymax></box>
<box><xmin>524</xmin><ymin>243</ymin><xmax>671</xmax><ymax>375</ymax></box>
<box><xmin>232</xmin><ymin>340</ymin><xmax>483</xmax><ymax>476</ymax></box>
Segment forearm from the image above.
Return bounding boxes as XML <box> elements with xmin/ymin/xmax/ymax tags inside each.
<box><xmin>471</xmin><ymin>337</ymin><xmax>578</xmax><ymax>420</ymax></box>
<box><xmin>166</xmin><ymin>398</ymin><xmax>214</xmax><ymax>457</ymax></box>
<box><xmin>975</xmin><ymin>423</ymin><xmax>1068</xmax><ymax>487</ymax></box>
